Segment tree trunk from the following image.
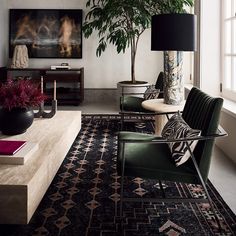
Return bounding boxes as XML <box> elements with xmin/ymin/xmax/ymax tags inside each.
<box><xmin>131</xmin><ymin>39</ymin><xmax>136</xmax><ymax>84</ymax></box>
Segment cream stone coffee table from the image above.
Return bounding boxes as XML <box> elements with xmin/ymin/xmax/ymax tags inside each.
<box><xmin>142</xmin><ymin>99</ymin><xmax>185</xmax><ymax>135</ymax></box>
<box><xmin>0</xmin><ymin>111</ymin><xmax>81</xmax><ymax>224</ymax></box>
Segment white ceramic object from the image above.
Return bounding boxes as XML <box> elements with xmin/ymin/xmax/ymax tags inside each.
<box><xmin>11</xmin><ymin>45</ymin><xmax>29</xmax><ymax>68</ymax></box>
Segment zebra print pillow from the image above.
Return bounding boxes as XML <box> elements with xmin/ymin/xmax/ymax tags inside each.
<box><xmin>161</xmin><ymin>112</ymin><xmax>201</xmax><ymax>166</ymax></box>
<box><xmin>144</xmin><ymin>85</ymin><xmax>160</xmax><ymax>100</ymax></box>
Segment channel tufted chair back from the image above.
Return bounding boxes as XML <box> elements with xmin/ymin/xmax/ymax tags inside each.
<box><xmin>182</xmin><ymin>87</ymin><xmax>223</xmax><ymax>182</ymax></box>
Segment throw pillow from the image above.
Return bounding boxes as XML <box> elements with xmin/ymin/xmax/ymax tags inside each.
<box><xmin>144</xmin><ymin>85</ymin><xmax>160</xmax><ymax>100</ymax></box>
<box><xmin>161</xmin><ymin>112</ymin><xmax>201</xmax><ymax>166</ymax></box>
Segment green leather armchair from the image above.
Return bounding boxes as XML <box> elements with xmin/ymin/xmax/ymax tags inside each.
<box><xmin>117</xmin><ymin>87</ymin><xmax>227</xmax><ymax>230</ymax></box>
<box><xmin>120</xmin><ymin>72</ymin><xmax>164</xmax><ymax>129</ymax></box>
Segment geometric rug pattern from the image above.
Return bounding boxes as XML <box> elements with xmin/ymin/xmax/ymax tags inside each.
<box><xmin>0</xmin><ymin>115</ymin><xmax>235</xmax><ymax>236</ymax></box>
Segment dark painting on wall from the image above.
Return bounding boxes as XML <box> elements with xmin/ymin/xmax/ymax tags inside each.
<box><xmin>9</xmin><ymin>9</ymin><xmax>83</xmax><ymax>58</ymax></box>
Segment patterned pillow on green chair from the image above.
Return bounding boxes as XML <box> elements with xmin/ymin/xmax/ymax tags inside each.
<box><xmin>161</xmin><ymin>112</ymin><xmax>201</xmax><ymax>166</ymax></box>
<box><xmin>144</xmin><ymin>85</ymin><xmax>160</xmax><ymax>100</ymax></box>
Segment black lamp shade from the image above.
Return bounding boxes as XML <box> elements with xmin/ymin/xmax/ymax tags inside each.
<box><xmin>151</xmin><ymin>14</ymin><xmax>197</xmax><ymax>51</ymax></box>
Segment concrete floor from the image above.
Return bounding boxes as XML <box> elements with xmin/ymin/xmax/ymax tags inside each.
<box><xmin>58</xmin><ymin>100</ymin><xmax>236</xmax><ymax>214</ymax></box>
<box><xmin>210</xmin><ymin>148</ymin><xmax>236</xmax><ymax>214</ymax></box>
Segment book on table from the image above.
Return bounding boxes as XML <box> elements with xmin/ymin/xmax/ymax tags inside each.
<box><xmin>0</xmin><ymin>140</ymin><xmax>39</xmax><ymax>165</ymax></box>
<box><xmin>0</xmin><ymin>140</ymin><xmax>26</xmax><ymax>155</ymax></box>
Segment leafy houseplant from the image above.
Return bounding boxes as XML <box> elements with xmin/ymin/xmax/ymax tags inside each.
<box><xmin>155</xmin><ymin>0</ymin><xmax>194</xmax><ymax>14</ymax></box>
<box><xmin>0</xmin><ymin>79</ymin><xmax>45</xmax><ymax>135</ymax></box>
<box><xmin>83</xmin><ymin>0</ymin><xmax>160</xmax><ymax>84</ymax></box>
<box><xmin>83</xmin><ymin>0</ymin><xmax>194</xmax><ymax>84</ymax></box>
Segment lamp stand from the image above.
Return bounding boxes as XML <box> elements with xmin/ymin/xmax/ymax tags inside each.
<box><xmin>163</xmin><ymin>51</ymin><xmax>184</xmax><ymax>105</ymax></box>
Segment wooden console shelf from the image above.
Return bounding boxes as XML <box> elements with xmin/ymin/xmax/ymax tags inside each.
<box><xmin>0</xmin><ymin>67</ymin><xmax>84</xmax><ymax>106</ymax></box>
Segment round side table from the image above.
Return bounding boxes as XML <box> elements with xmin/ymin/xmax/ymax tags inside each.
<box><xmin>142</xmin><ymin>99</ymin><xmax>185</xmax><ymax>135</ymax></box>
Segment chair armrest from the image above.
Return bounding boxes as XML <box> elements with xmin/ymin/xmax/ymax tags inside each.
<box><xmin>118</xmin><ymin>128</ymin><xmax>227</xmax><ymax>144</ymax></box>
<box><xmin>119</xmin><ymin>111</ymin><xmax>156</xmax><ymax>115</ymax></box>
<box><xmin>119</xmin><ymin>110</ymin><xmax>179</xmax><ymax>116</ymax></box>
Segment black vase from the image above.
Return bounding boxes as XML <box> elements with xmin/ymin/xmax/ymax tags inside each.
<box><xmin>0</xmin><ymin>107</ymin><xmax>34</xmax><ymax>135</ymax></box>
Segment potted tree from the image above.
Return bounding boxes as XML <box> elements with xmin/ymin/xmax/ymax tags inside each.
<box><xmin>83</xmin><ymin>0</ymin><xmax>194</xmax><ymax>94</ymax></box>
<box><xmin>83</xmin><ymin>0</ymin><xmax>161</xmax><ymax>84</ymax></box>
<box><xmin>83</xmin><ymin>0</ymin><xmax>162</xmax><ymax>97</ymax></box>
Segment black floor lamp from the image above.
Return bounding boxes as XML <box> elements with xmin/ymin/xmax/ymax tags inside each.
<box><xmin>151</xmin><ymin>13</ymin><xmax>197</xmax><ymax>105</ymax></box>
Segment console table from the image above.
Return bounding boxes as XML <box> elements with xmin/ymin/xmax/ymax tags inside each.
<box><xmin>0</xmin><ymin>67</ymin><xmax>84</xmax><ymax>105</ymax></box>
<box><xmin>0</xmin><ymin>111</ymin><xmax>81</xmax><ymax>224</ymax></box>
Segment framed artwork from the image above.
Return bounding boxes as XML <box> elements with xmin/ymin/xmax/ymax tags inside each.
<box><xmin>9</xmin><ymin>9</ymin><xmax>83</xmax><ymax>58</ymax></box>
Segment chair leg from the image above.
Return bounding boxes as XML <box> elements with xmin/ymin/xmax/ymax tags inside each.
<box><xmin>159</xmin><ymin>180</ymin><xmax>166</xmax><ymax>198</ymax></box>
<box><xmin>186</xmin><ymin>143</ymin><xmax>222</xmax><ymax>231</ymax></box>
<box><xmin>199</xmin><ymin>176</ymin><xmax>222</xmax><ymax>230</ymax></box>
<box><xmin>121</xmin><ymin>113</ymin><xmax>124</xmax><ymax>131</ymax></box>
<box><xmin>120</xmin><ymin>172</ymin><xmax>124</xmax><ymax>217</ymax></box>
<box><xmin>120</xmin><ymin>141</ymin><xmax>126</xmax><ymax>217</ymax></box>
<box><xmin>118</xmin><ymin>142</ymin><xmax>126</xmax><ymax>235</ymax></box>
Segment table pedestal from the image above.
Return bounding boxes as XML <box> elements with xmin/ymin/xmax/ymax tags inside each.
<box><xmin>155</xmin><ymin>114</ymin><xmax>168</xmax><ymax>136</ymax></box>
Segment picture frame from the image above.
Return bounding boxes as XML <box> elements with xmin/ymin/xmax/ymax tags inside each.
<box><xmin>9</xmin><ymin>9</ymin><xmax>83</xmax><ymax>58</ymax></box>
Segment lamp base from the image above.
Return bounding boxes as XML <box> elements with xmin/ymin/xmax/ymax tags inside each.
<box><xmin>164</xmin><ymin>51</ymin><xmax>184</xmax><ymax>105</ymax></box>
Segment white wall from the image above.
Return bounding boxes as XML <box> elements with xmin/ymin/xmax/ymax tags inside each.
<box><xmin>4</xmin><ymin>0</ymin><xmax>193</xmax><ymax>88</ymax></box>
<box><xmin>200</xmin><ymin>0</ymin><xmax>221</xmax><ymax>95</ymax></box>
<box><xmin>217</xmin><ymin>112</ymin><xmax>236</xmax><ymax>164</ymax></box>
<box><xmin>200</xmin><ymin>0</ymin><xmax>236</xmax><ymax>164</ymax></box>
<box><xmin>0</xmin><ymin>0</ymin><xmax>8</xmax><ymax>66</ymax></box>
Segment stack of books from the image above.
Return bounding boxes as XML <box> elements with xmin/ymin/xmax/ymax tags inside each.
<box><xmin>0</xmin><ymin>140</ymin><xmax>38</xmax><ymax>165</ymax></box>
<box><xmin>50</xmin><ymin>65</ymin><xmax>71</xmax><ymax>70</ymax></box>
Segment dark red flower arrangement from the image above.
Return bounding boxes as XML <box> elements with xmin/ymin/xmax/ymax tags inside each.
<box><xmin>0</xmin><ymin>79</ymin><xmax>46</xmax><ymax>111</ymax></box>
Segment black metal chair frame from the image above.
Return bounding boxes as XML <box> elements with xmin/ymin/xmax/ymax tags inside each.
<box><xmin>118</xmin><ymin>123</ymin><xmax>227</xmax><ymax>230</ymax></box>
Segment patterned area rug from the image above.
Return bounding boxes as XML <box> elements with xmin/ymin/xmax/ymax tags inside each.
<box><xmin>1</xmin><ymin>115</ymin><xmax>235</xmax><ymax>236</ymax></box>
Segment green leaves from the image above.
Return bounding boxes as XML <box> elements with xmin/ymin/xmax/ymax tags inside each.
<box><xmin>83</xmin><ymin>0</ymin><xmax>158</xmax><ymax>56</ymax></box>
<box><xmin>156</xmin><ymin>0</ymin><xmax>194</xmax><ymax>14</ymax></box>
<box><xmin>83</xmin><ymin>0</ymin><xmax>194</xmax><ymax>56</ymax></box>
<box><xmin>83</xmin><ymin>0</ymin><xmax>194</xmax><ymax>82</ymax></box>
<box><xmin>96</xmin><ymin>39</ymin><xmax>107</xmax><ymax>57</ymax></box>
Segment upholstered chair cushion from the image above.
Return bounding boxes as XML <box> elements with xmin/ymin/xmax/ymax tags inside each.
<box><xmin>120</xmin><ymin>96</ymin><xmax>151</xmax><ymax>112</ymax></box>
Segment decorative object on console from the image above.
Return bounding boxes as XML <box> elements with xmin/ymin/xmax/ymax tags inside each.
<box><xmin>50</xmin><ymin>65</ymin><xmax>71</xmax><ymax>70</ymax></box>
<box><xmin>11</xmin><ymin>45</ymin><xmax>29</xmax><ymax>68</ymax></box>
<box><xmin>9</xmin><ymin>9</ymin><xmax>83</xmax><ymax>58</ymax></box>
<box><xmin>34</xmin><ymin>78</ymin><xmax>57</xmax><ymax>118</ymax></box>
<box><xmin>41</xmin><ymin>99</ymin><xmax>57</xmax><ymax>119</ymax></box>
<box><xmin>0</xmin><ymin>79</ymin><xmax>45</xmax><ymax>135</ymax></box>
<box><xmin>151</xmin><ymin>13</ymin><xmax>196</xmax><ymax>105</ymax></box>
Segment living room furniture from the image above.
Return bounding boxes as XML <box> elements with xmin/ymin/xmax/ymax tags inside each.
<box><xmin>142</xmin><ymin>98</ymin><xmax>185</xmax><ymax>135</ymax></box>
<box><xmin>0</xmin><ymin>67</ymin><xmax>84</xmax><ymax>105</ymax></box>
<box><xmin>0</xmin><ymin>111</ymin><xmax>81</xmax><ymax>224</ymax></box>
<box><xmin>119</xmin><ymin>72</ymin><xmax>164</xmax><ymax>129</ymax></box>
<box><xmin>117</xmin><ymin>87</ymin><xmax>226</xmax><ymax>230</ymax></box>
